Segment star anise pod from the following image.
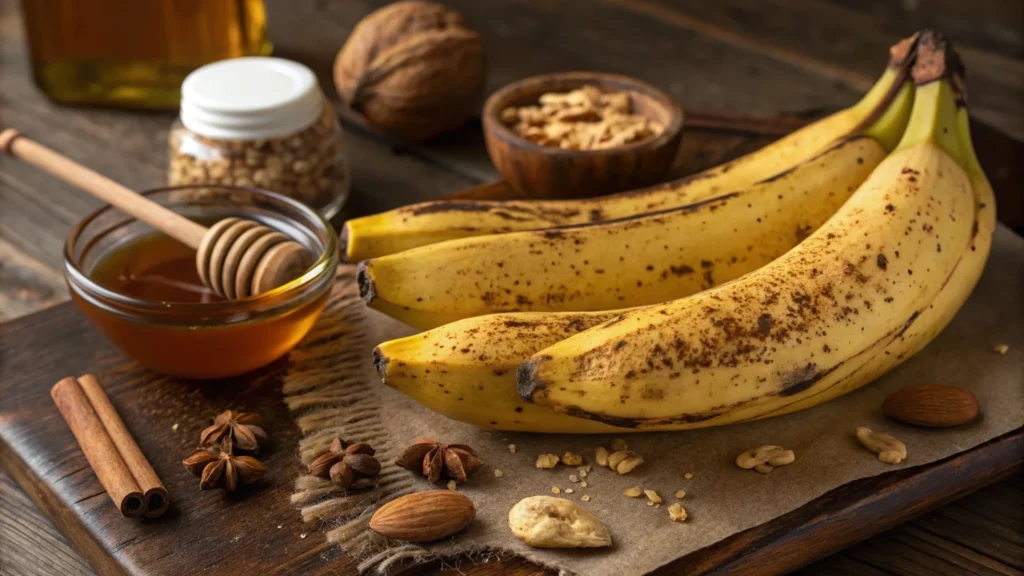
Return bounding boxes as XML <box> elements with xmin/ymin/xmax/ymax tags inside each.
<box><xmin>183</xmin><ymin>441</ymin><xmax>267</xmax><ymax>492</ymax></box>
<box><xmin>199</xmin><ymin>410</ymin><xmax>267</xmax><ymax>452</ymax></box>
<box><xmin>396</xmin><ymin>439</ymin><xmax>482</xmax><ymax>483</ymax></box>
<box><xmin>306</xmin><ymin>438</ymin><xmax>381</xmax><ymax>490</ymax></box>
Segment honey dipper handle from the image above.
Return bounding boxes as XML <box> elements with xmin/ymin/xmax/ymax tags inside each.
<box><xmin>0</xmin><ymin>129</ymin><xmax>208</xmax><ymax>249</ymax></box>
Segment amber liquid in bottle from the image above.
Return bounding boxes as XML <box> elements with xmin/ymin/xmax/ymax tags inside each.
<box><xmin>22</xmin><ymin>0</ymin><xmax>270</xmax><ymax>109</ymax></box>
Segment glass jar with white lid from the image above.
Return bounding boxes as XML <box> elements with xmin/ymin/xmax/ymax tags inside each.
<box><xmin>168</xmin><ymin>57</ymin><xmax>349</xmax><ymax>218</ymax></box>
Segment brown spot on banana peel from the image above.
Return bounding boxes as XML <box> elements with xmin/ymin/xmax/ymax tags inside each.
<box><xmin>556</xmin><ymin>405</ymin><xmax>724</xmax><ymax>429</ymax></box>
<box><xmin>526</xmin><ymin>191</ymin><xmax>742</xmax><ymax>236</ymax></box>
<box><xmin>408</xmin><ymin>201</ymin><xmax>544</xmax><ymax>218</ymax></box>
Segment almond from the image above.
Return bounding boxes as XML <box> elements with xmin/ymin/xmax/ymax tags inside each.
<box><xmin>882</xmin><ymin>385</ymin><xmax>979</xmax><ymax>427</ymax></box>
<box><xmin>369</xmin><ymin>491</ymin><xmax>475</xmax><ymax>542</ymax></box>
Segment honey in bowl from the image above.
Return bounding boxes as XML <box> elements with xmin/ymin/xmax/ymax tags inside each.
<box><xmin>65</xmin><ymin>186</ymin><xmax>338</xmax><ymax>380</ymax></box>
<box><xmin>91</xmin><ymin>232</ymin><xmax>222</xmax><ymax>304</ymax></box>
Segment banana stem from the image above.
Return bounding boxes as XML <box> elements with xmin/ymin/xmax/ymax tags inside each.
<box><xmin>894</xmin><ymin>31</ymin><xmax>968</xmax><ymax>168</ymax></box>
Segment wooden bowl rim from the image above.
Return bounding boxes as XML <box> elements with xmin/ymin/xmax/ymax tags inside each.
<box><xmin>482</xmin><ymin>71</ymin><xmax>684</xmax><ymax>158</ymax></box>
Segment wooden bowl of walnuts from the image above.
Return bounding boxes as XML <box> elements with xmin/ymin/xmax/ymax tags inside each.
<box><xmin>483</xmin><ymin>72</ymin><xmax>684</xmax><ymax>199</ymax></box>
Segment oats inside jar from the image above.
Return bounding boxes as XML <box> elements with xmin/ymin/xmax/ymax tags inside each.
<box><xmin>500</xmin><ymin>85</ymin><xmax>664</xmax><ymax>150</ymax></box>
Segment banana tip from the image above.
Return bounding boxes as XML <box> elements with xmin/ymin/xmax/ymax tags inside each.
<box><xmin>372</xmin><ymin>346</ymin><xmax>389</xmax><ymax>382</ymax></box>
<box><xmin>357</xmin><ymin>261</ymin><xmax>376</xmax><ymax>304</ymax></box>
<box><xmin>516</xmin><ymin>356</ymin><xmax>550</xmax><ymax>404</ymax></box>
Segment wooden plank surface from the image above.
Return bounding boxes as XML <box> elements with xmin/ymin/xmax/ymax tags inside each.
<box><xmin>1</xmin><ymin>0</ymin><xmax>1023</xmax><ymax>574</ymax></box>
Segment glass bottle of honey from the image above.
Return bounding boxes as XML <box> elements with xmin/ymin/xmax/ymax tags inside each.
<box><xmin>21</xmin><ymin>0</ymin><xmax>271</xmax><ymax>109</ymax></box>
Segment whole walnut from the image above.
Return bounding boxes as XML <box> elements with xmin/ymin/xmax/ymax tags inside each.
<box><xmin>334</xmin><ymin>1</ymin><xmax>485</xmax><ymax>142</ymax></box>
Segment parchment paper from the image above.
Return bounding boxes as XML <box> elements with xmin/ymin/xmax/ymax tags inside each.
<box><xmin>289</xmin><ymin>225</ymin><xmax>1023</xmax><ymax>575</ymax></box>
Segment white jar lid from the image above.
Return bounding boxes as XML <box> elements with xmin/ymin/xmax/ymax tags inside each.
<box><xmin>180</xmin><ymin>57</ymin><xmax>323</xmax><ymax>140</ymax></box>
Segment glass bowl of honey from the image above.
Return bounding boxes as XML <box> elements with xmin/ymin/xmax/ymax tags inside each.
<box><xmin>64</xmin><ymin>185</ymin><xmax>338</xmax><ymax>379</ymax></box>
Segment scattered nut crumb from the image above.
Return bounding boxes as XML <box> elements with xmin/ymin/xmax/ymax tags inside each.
<box><xmin>581</xmin><ymin>494</ymin><xmax>591</xmax><ymax>502</ymax></box>
<box><xmin>508</xmin><ymin>444</ymin><xmax>517</xmax><ymax>453</ymax></box>
<box><xmin>447</xmin><ymin>480</ymin><xmax>457</xmax><ymax>491</ymax></box>
<box><xmin>580</xmin><ymin>465</ymin><xmax>591</xmax><ymax>474</ymax></box>
<box><xmin>562</xmin><ymin>451</ymin><xmax>584</xmax><ymax>466</ymax></box>
<box><xmin>580</xmin><ymin>481</ymin><xmax>588</xmax><ymax>488</ymax></box>
<box><xmin>569</xmin><ymin>474</ymin><xmax>580</xmax><ymax>483</ymax></box>
<box><xmin>646</xmin><ymin>500</ymin><xmax>655</xmax><ymax>507</ymax></box>
<box><xmin>300</xmin><ymin>533</ymin><xmax>307</xmax><ymax>539</ymax></box>
<box><xmin>552</xmin><ymin>487</ymin><xmax>561</xmax><ymax>494</ymax></box>
<box><xmin>277</xmin><ymin>525</ymin><xmax>282</xmax><ymax>529</ymax></box>
<box><xmin>494</xmin><ymin>469</ymin><xmax>504</xmax><ymax>478</ymax></box>
<box><xmin>171</xmin><ymin>423</ymin><xmax>179</xmax><ymax>432</ymax></box>
<box><xmin>644</xmin><ymin>489</ymin><xmax>662</xmax><ymax>504</ymax></box>
<box><xmin>684</xmin><ymin>472</ymin><xmax>694</xmax><ymax>480</ymax></box>
<box><xmin>565</xmin><ymin>488</ymin><xmax>574</xmax><ymax>494</ymax></box>
<box><xmin>668</xmin><ymin>503</ymin><xmax>687</xmax><ymax>522</ymax></box>
<box><xmin>595</xmin><ymin>446</ymin><xmax>609</xmax><ymax>467</ymax></box>
<box><xmin>536</xmin><ymin>454</ymin><xmax>560</xmax><ymax>469</ymax></box>
<box><xmin>623</xmin><ymin>487</ymin><xmax>643</xmax><ymax>498</ymax></box>
<box><xmin>610</xmin><ymin>438</ymin><xmax>629</xmax><ymax>452</ymax></box>
<box><xmin>994</xmin><ymin>344</ymin><xmax>1010</xmax><ymax>355</ymax></box>
<box><xmin>675</xmin><ymin>490</ymin><xmax>686</xmax><ymax>499</ymax></box>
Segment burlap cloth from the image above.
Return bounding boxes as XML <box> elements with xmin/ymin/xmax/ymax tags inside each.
<box><xmin>284</xmin><ymin>225</ymin><xmax>1024</xmax><ymax>575</ymax></box>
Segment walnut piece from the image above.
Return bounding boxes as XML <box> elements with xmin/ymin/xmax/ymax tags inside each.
<box><xmin>508</xmin><ymin>496</ymin><xmax>612</xmax><ymax>548</ymax></box>
<box><xmin>856</xmin><ymin>426</ymin><xmax>907</xmax><ymax>464</ymax></box>
<box><xmin>595</xmin><ymin>446</ymin><xmax>609</xmax><ymax>467</ymax></box>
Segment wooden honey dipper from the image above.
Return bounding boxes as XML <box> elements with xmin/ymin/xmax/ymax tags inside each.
<box><xmin>0</xmin><ymin>129</ymin><xmax>311</xmax><ymax>299</ymax></box>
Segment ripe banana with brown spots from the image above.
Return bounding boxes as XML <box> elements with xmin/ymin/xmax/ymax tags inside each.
<box><xmin>518</xmin><ymin>36</ymin><xmax>982</xmax><ymax>431</ymax></box>
<box><xmin>343</xmin><ymin>36</ymin><xmax>920</xmax><ymax>262</ymax></box>
<box><xmin>763</xmin><ymin>96</ymin><xmax>996</xmax><ymax>420</ymax></box>
<box><xmin>359</xmin><ymin>84</ymin><xmax>914</xmax><ymax>330</ymax></box>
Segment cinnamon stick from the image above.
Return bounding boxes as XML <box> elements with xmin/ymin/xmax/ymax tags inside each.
<box><xmin>77</xmin><ymin>374</ymin><xmax>170</xmax><ymax>518</ymax></box>
<box><xmin>51</xmin><ymin>377</ymin><xmax>146</xmax><ymax>517</ymax></box>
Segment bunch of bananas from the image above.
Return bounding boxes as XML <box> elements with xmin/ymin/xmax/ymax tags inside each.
<box><xmin>365</xmin><ymin>31</ymin><xmax>996</xmax><ymax>433</ymax></box>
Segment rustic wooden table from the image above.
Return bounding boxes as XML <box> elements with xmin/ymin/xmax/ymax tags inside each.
<box><xmin>1</xmin><ymin>1</ymin><xmax>1022</xmax><ymax>575</ymax></box>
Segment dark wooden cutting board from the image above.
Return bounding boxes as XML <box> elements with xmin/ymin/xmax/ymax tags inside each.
<box><xmin>0</xmin><ymin>301</ymin><xmax>1021</xmax><ymax>576</ymax></box>
<box><xmin>1</xmin><ymin>113</ymin><xmax>1022</xmax><ymax>576</ymax></box>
